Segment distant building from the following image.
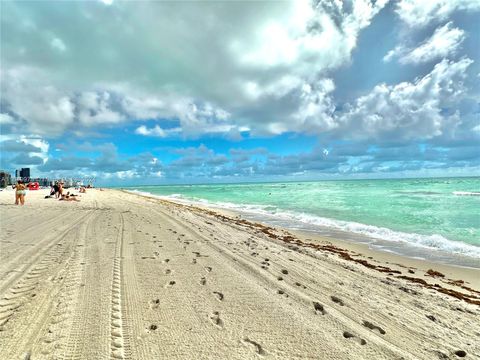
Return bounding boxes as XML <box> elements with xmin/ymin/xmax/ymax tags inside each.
<box><xmin>0</xmin><ymin>171</ymin><xmax>12</xmax><ymax>188</ymax></box>
<box><xmin>15</xmin><ymin>167</ymin><xmax>31</xmax><ymax>180</ymax></box>
<box><xmin>20</xmin><ymin>168</ymin><xmax>30</xmax><ymax>179</ymax></box>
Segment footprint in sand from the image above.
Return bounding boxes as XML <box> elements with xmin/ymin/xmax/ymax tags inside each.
<box><xmin>162</xmin><ymin>259</ymin><xmax>170</xmax><ymax>264</ymax></box>
<box><xmin>242</xmin><ymin>337</ymin><xmax>266</xmax><ymax>356</ymax></box>
<box><xmin>331</xmin><ymin>295</ymin><xmax>345</xmax><ymax>306</ymax></box>
<box><xmin>209</xmin><ymin>311</ymin><xmax>223</xmax><ymax>328</ymax></box>
<box><xmin>343</xmin><ymin>331</ymin><xmax>366</xmax><ymax>345</ymax></box>
<box><xmin>205</xmin><ymin>266</ymin><xmax>212</xmax><ymax>273</ymax></box>
<box><xmin>165</xmin><ymin>280</ymin><xmax>176</xmax><ymax>288</ymax></box>
<box><xmin>362</xmin><ymin>320</ymin><xmax>386</xmax><ymax>335</ymax></box>
<box><xmin>199</xmin><ymin>277</ymin><xmax>207</xmax><ymax>286</ymax></box>
<box><xmin>313</xmin><ymin>302</ymin><xmax>326</xmax><ymax>315</ymax></box>
<box><xmin>150</xmin><ymin>299</ymin><xmax>160</xmax><ymax>309</ymax></box>
<box><xmin>164</xmin><ymin>269</ymin><xmax>171</xmax><ymax>275</ymax></box>
<box><xmin>213</xmin><ymin>291</ymin><xmax>224</xmax><ymax>301</ymax></box>
<box><xmin>192</xmin><ymin>258</ymin><xmax>197</xmax><ymax>264</ymax></box>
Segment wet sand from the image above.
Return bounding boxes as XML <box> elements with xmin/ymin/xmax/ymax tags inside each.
<box><xmin>0</xmin><ymin>188</ymin><xmax>478</xmax><ymax>359</ymax></box>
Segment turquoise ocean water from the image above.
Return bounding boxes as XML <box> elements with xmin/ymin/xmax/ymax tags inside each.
<box><xmin>126</xmin><ymin>177</ymin><xmax>480</xmax><ymax>266</ymax></box>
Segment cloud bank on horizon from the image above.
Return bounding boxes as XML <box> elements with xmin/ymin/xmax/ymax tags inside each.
<box><xmin>1</xmin><ymin>0</ymin><xmax>479</xmax><ymax>184</ymax></box>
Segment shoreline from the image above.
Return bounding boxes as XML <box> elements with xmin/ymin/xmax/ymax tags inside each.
<box><xmin>123</xmin><ymin>189</ymin><xmax>480</xmax><ymax>272</ymax></box>
<box><xmin>1</xmin><ymin>188</ymin><xmax>479</xmax><ymax>359</ymax></box>
<box><xmin>126</xmin><ymin>190</ymin><xmax>479</xmax><ymax>290</ymax></box>
<box><xmin>293</xmin><ymin>229</ymin><xmax>480</xmax><ymax>287</ymax></box>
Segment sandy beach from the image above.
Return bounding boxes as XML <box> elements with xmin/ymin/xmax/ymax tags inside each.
<box><xmin>0</xmin><ymin>188</ymin><xmax>479</xmax><ymax>360</ymax></box>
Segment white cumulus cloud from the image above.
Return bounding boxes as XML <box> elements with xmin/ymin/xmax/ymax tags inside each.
<box><xmin>135</xmin><ymin>125</ymin><xmax>168</xmax><ymax>138</ymax></box>
<box><xmin>77</xmin><ymin>91</ymin><xmax>125</xmax><ymax>125</ymax></box>
<box><xmin>0</xmin><ymin>113</ymin><xmax>15</xmax><ymax>125</ymax></box>
<box><xmin>50</xmin><ymin>37</ymin><xmax>67</xmax><ymax>52</ymax></box>
<box><xmin>338</xmin><ymin>58</ymin><xmax>473</xmax><ymax>140</ymax></box>
<box><xmin>1</xmin><ymin>67</ymin><xmax>75</xmax><ymax>135</ymax></box>
<box><xmin>1</xmin><ymin>0</ymin><xmax>389</xmax><ymax>139</ymax></box>
<box><xmin>396</xmin><ymin>0</ymin><xmax>480</xmax><ymax>27</ymax></box>
<box><xmin>384</xmin><ymin>22</ymin><xmax>465</xmax><ymax>64</ymax></box>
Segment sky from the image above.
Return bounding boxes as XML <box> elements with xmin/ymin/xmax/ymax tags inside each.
<box><xmin>1</xmin><ymin>0</ymin><xmax>479</xmax><ymax>185</ymax></box>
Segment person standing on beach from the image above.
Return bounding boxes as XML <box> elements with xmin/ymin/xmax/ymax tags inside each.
<box><xmin>59</xmin><ymin>181</ymin><xmax>64</xmax><ymax>197</ymax></box>
<box><xmin>14</xmin><ymin>180</ymin><xmax>27</xmax><ymax>205</ymax></box>
<box><xmin>53</xmin><ymin>182</ymin><xmax>60</xmax><ymax>198</ymax></box>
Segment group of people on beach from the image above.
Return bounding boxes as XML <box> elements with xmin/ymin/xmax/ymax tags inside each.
<box><xmin>13</xmin><ymin>180</ymin><xmax>86</xmax><ymax>205</ymax></box>
<box><xmin>47</xmin><ymin>181</ymin><xmax>86</xmax><ymax>201</ymax></box>
<box><xmin>51</xmin><ymin>181</ymin><xmax>64</xmax><ymax>198</ymax></box>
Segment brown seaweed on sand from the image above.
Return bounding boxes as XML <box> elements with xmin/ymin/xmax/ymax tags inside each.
<box><xmin>426</xmin><ymin>269</ymin><xmax>445</xmax><ymax>278</ymax></box>
<box><xmin>136</xmin><ymin>193</ymin><xmax>480</xmax><ymax>306</ymax></box>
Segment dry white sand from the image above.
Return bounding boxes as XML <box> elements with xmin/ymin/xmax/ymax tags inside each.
<box><xmin>0</xmin><ymin>188</ymin><xmax>479</xmax><ymax>359</ymax></box>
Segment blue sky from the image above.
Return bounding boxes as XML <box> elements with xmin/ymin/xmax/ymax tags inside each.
<box><xmin>1</xmin><ymin>0</ymin><xmax>479</xmax><ymax>185</ymax></box>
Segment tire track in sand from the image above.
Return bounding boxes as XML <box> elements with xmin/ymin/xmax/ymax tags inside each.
<box><xmin>0</xmin><ymin>211</ymin><xmax>95</xmax><ymax>359</ymax></box>
<box><xmin>110</xmin><ymin>212</ymin><xmax>131</xmax><ymax>359</ymax></box>
<box><xmin>36</xmin><ymin>213</ymin><xmax>92</xmax><ymax>358</ymax></box>
<box><xmin>62</xmin><ymin>209</ymin><xmax>116</xmax><ymax>360</ymax></box>
<box><xmin>0</xmin><ymin>211</ymin><xmax>93</xmax><ymax>297</ymax></box>
<box><xmin>111</xmin><ymin>211</ymin><xmax>150</xmax><ymax>360</ymax></box>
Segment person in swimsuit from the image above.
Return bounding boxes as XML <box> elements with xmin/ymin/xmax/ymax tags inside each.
<box><xmin>58</xmin><ymin>182</ymin><xmax>64</xmax><ymax>197</ymax></box>
<box><xmin>59</xmin><ymin>193</ymin><xmax>80</xmax><ymax>202</ymax></box>
<box><xmin>14</xmin><ymin>180</ymin><xmax>27</xmax><ymax>205</ymax></box>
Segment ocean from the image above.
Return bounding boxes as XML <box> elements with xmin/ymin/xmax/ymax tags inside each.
<box><xmin>125</xmin><ymin>177</ymin><xmax>480</xmax><ymax>267</ymax></box>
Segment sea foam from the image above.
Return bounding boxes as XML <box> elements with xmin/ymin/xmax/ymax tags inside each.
<box><xmin>453</xmin><ymin>191</ymin><xmax>480</xmax><ymax>196</ymax></box>
<box><xmin>126</xmin><ymin>190</ymin><xmax>480</xmax><ymax>259</ymax></box>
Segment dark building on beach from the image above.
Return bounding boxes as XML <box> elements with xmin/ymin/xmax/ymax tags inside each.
<box><xmin>20</xmin><ymin>168</ymin><xmax>30</xmax><ymax>179</ymax></box>
<box><xmin>16</xmin><ymin>167</ymin><xmax>30</xmax><ymax>180</ymax></box>
<box><xmin>0</xmin><ymin>171</ymin><xmax>12</xmax><ymax>188</ymax></box>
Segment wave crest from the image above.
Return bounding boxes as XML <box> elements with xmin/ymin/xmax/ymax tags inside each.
<box><xmin>126</xmin><ymin>189</ymin><xmax>480</xmax><ymax>259</ymax></box>
<box><xmin>453</xmin><ymin>191</ymin><xmax>480</xmax><ymax>196</ymax></box>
